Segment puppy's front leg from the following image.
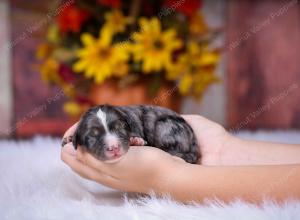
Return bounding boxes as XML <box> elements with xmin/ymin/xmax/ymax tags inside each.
<box><xmin>61</xmin><ymin>135</ymin><xmax>73</xmax><ymax>147</ymax></box>
<box><xmin>130</xmin><ymin>137</ymin><xmax>147</xmax><ymax>146</ymax></box>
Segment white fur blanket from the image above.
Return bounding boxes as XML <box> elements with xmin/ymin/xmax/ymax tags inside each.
<box><xmin>1</xmin><ymin>132</ymin><xmax>300</xmax><ymax>220</ymax></box>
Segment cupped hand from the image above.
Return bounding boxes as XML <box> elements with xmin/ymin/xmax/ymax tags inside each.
<box><xmin>60</xmin><ymin>114</ymin><xmax>230</xmax><ymax>193</ymax></box>
<box><xmin>62</xmin><ymin>115</ymin><xmax>230</xmax><ymax>166</ymax></box>
<box><xmin>61</xmin><ymin>143</ymin><xmax>185</xmax><ymax>194</ymax></box>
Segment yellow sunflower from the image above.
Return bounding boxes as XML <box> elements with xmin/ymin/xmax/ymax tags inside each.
<box><xmin>36</xmin><ymin>43</ymin><xmax>52</xmax><ymax>60</ymax></box>
<box><xmin>103</xmin><ymin>10</ymin><xmax>132</xmax><ymax>34</ymax></box>
<box><xmin>47</xmin><ymin>24</ymin><xmax>60</xmax><ymax>44</ymax></box>
<box><xmin>132</xmin><ymin>17</ymin><xmax>182</xmax><ymax>73</ymax></box>
<box><xmin>73</xmin><ymin>27</ymin><xmax>130</xmax><ymax>84</ymax></box>
<box><xmin>167</xmin><ymin>42</ymin><xmax>219</xmax><ymax>96</ymax></box>
<box><xmin>63</xmin><ymin>101</ymin><xmax>82</xmax><ymax>117</ymax></box>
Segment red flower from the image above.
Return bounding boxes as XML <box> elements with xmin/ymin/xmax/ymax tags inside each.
<box><xmin>142</xmin><ymin>1</ymin><xmax>154</xmax><ymax>16</ymax></box>
<box><xmin>58</xmin><ymin>64</ymin><xmax>76</xmax><ymax>83</ymax></box>
<box><xmin>164</xmin><ymin>0</ymin><xmax>202</xmax><ymax>17</ymax></box>
<box><xmin>97</xmin><ymin>0</ymin><xmax>121</xmax><ymax>8</ymax></box>
<box><xmin>57</xmin><ymin>5</ymin><xmax>90</xmax><ymax>33</ymax></box>
<box><xmin>75</xmin><ymin>95</ymin><xmax>93</xmax><ymax>105</ymax></box>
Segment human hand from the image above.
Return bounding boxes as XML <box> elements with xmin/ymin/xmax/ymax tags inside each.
<box><xmin>182</xmin><ymin>115</ymin><xmax>231</xmax><ymax>165</ymax></box>
<box><xmin>61</xmin><ymin>143</ymin><xmax>186</xmax><ymax>194</ymax></box>
<box><xmin>61</xmin><ymin>120</ymin><xmax>186</xmax><ymax>193</ymax></box>
<box><xmin>61</xmin><ymin>114</ymin><xmax>232</xmax><ymax>167</ymax></box>
<box><xmin>60</xmin><ymin>114</ymin><xmax>231</xmax><ymax>193</ymax></box>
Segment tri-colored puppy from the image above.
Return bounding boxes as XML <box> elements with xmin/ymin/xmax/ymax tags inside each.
<box><xmin>63</xmin><ymin>105</ymin><xmax>200</xmax><ymax>163</ymax></box>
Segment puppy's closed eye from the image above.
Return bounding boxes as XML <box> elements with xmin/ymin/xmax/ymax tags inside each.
<box><xmin>90</xmin><ymin>128</ymin><xmax>100</xmax><ymax>136</ymax></box>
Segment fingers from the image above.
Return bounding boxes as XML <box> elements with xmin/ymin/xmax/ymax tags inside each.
<box><xmin>172</xmin><ymin>156</ymin><xmax>186</xmax><ymax>163</ymax></box>
<box><xmin>62</xmin><ymin>122</ymin><xmax>79</xmax><ymax>147</ymax></box>
<box><xmin>182</xmin><ymin>114</ymin><xmax>206</xmax><ymax>124</ymax></box>
<box><xmin>181</xmin><ymin>114</ymin><xmax>222</xmax><ymax>135</ymax></box>
<box><xmin>61</xmin><ymin>144</ymin><xmax>120</xmax><ymax>188</ymax></box>
<box><xmin>63</xmin><ymin>143</ymin><xmax>76</xmax><ymax>156</ymax></box>
<box><xmin>61</xmin><ymin>144</ymin><xmax>99</xmax><ymax>180</ymax></box>
<box><xmin>76</xmin><ymin>147</ymin><xmax>113</xmax><ymax>176</ymax></box>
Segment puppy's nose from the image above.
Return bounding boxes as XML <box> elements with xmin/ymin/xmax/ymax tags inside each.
<box><xmin>112</xmin><ymin>146</ymin><xmax>120</xmax><ymax>154</ymax></box>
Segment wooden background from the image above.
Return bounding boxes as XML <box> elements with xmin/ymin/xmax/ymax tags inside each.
<box><xmin>7</xmin><ymin>0</ymin><xmax>300</xmax><ymax>137</ymax></box>
<box><xmin>227</xmin><ymin>0</ymin><xmax>300</xmax><ymax>130</ymax></box>
<box><xmin>11</xmin><ymin>0</ymin><xmax>73</xmax><ymax>137</ymax></box>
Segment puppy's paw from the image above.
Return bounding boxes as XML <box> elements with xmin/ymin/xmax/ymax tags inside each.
<box><xmin>130</xmin><ymin>137</ymin><xmax>147</xmax><ymax>146</ymax></box>
<box><xmin>61</xmin><ymin>135</ymin><xmax>73</xmax><ymax>147</ymax></box>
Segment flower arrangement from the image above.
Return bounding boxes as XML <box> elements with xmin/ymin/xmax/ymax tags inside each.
<box><xmin>37</xmin><ymin>0</ymin><xmax>220</xmax><ymax>116</ymax></box>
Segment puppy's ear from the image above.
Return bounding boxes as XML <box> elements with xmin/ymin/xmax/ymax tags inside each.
<box><xmin>115</xmin><ymin>108</ymin><xmax>131</xmax><ymax>130</ymax></box>
<box><xmin>72</xmin><ymin>129</ymin><xmax>79</xmax><ymax>150</ymax></box>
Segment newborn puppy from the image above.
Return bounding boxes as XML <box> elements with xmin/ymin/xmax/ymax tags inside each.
<box><xmin>70</xmin><ymin>105</ymin><xmax>200</xmax><ymax>164</ymax></box>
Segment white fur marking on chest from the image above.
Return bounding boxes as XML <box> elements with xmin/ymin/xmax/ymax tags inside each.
<box><xmin>96</xmin><ymin>109</ymin><xmax>109</xmax><ymax>132</ymax></box>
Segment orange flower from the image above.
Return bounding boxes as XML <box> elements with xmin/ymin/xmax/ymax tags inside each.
<box><xmin>36</xmin><ymin>43</ymin><xmax>52</xmax><ymax>60</ymax></box>
<box><xmin>189</xmin><ymin>13</ymin><xmax>207</xmax><ymax>36</ymax></box>
<box><xmin>164</xmin><ymin>0</ymin><xmax>202</xmax><ymax>17</ymax></box>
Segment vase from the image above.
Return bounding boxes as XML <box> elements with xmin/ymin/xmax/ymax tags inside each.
<box><xmin>89</xmin><ymin>79</ymin><xmax>181</xmax><ymax>112</ymax></box>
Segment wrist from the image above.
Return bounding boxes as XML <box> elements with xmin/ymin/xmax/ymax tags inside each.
<box><xmin>200</xmin><ymin>130</ymin><xmax>236</xmax><ymax>166</ymax></box>
<box><xmin>150</xmin><ymin>160</ymin><xmax>189</xmax><ymax>196</ymax></box>
<box><xmin>155</xmin><ymin>163</ymin><xmax>206</xmax><ymax>202</ymax></box>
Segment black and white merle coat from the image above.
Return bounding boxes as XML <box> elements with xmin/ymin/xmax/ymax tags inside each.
<box><xmin>70</xmin><ymin>105</ymin><xmax>200</xmax><ymax>164</ymax></box>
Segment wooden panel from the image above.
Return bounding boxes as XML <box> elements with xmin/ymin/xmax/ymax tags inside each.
<box><xmin>11</xmin><ymin>1</ymin><xmax>73</xmax><ymax>137</ymax></box>
<box><xmin>227</xmin><ymin>0</ymin><xmax>300</xmax><ymax>130</ymax></box>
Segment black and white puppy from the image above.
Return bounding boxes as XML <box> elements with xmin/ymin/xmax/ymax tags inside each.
<box><xmin>68</xmin><ymin>105</ymin><xmax>200</xmax><ymax>164</ymax></box>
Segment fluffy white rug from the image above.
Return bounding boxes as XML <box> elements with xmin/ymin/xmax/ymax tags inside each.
<box><xmin>1</xmin><ymin>132</ymin><xmax>300</xmax><ymax>220</ymax></box>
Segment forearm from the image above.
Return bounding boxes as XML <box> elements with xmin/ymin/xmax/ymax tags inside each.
<box><xmin>220</xmin><ymin>135</ymin><xmax>300</xmax><ymax>165</ymax></box>
<box><xmin>157</xmin><ymin>164</ymin><xmax>300</xmax><ymax>203</ymax></box>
